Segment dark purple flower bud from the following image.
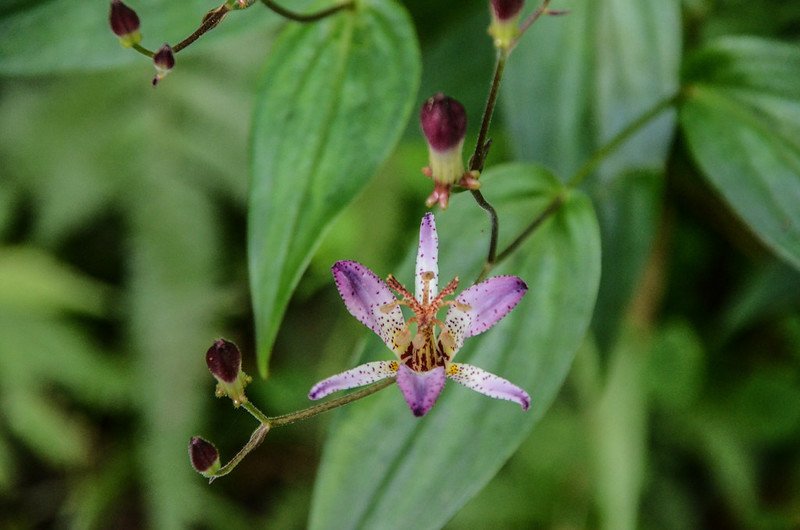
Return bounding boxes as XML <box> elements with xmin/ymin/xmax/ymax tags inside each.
<box><xmin>491</xmin><ymin>0</ymin><xmax>525</xmax><ymax>21</ymax></box>
<box><xmin>206</xmin><ymin>339</ymin><xmax>241</xmax><ymax>384</ymax></box>
<box><xmin>206</xmin><ymin>339</ymin><xmax>251</xmax><ymax>406</ymax></box>
<box><xmin>420</xmin><ymin>93</ymin><xmax>467</xmax><ymax>153</ymax></box>
<box><xmin>488</xmin><ymin>0</ymin><xmax>524</xmax><ymax>50</ymax></box>
<box><xmin>109</xmin><ymin>0</ymin><xmax>141</xmax><ymax>47</ymax></box>
<box><xmin>152</xmin><ymin>44</ymin><xmax>175</xmax><ymax>86</ymax></box>
<box><xmin>189</xmin><ymin>436</ymin><xmax>221</xmax><ymax>477</ymax></box>
<box><xmin>419</xmin><ymin>94</ymin><xmax>476</xmax><ymax>209</ymax></box>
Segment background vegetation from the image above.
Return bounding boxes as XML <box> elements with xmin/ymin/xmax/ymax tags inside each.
<box><xmin>1</xmin><ymin>0</ymin><xmax>799</xmax><ymax>528</ymax></box>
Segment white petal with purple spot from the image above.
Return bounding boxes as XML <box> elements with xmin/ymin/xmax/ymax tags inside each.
<box><xmin>447</xmin><ymin>363</ymin><xmax>530</xmax><ymax>410</ymax></box>
<box><xmin>396</xmin><ymin>364</ymin><xmax>446</xmax><ymax>417</ymax></box>
<box><xmin>308</xmin><ymin>361</ymin><xmax>399</xmax><ymax>400</ymax></box>
<box><xmin>332</xmin><ymin>261</ymin><xmax>405</xmax><ymax>353</ymax></box>
<box><xmin>415</xmin><ymin>212</ymin><xmax>439</xmax><ymax>302</ymax></box>
<box><xmin>445</xmin><ymin>276</ymin><xmax>527</xmax><ymax>351</ymax></box>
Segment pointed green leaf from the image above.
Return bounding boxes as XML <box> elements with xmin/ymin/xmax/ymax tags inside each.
<box><xmin>501</xmin><ymin>0</ymin><xmax>679</xmax><ymax>351</ymax></box>
<box><xmin>309</xmin><ymin>164</ymin><xmax>601</xmax><ymax>530</ymax></box>
<box><xmin>248</xmin><ymin>0</ymin><xmax>420</xmax><ymax>376</ymax></box>
<box><xmin>0</xmin><ymin>247</ymin><xmax>109</xmax><ymax>317</ymax></box>
<box><xmin>681</xmin><ymin>37</ymin><xmax>800</xmax><ymax>270</ymax></box>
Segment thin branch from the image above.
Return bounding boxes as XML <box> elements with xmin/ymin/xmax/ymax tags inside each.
<box><xmin>470</xmin><ymin>52</ymin><xmax>508</xmax><ymax>174</ymax></box>
<box><xmin>173</xmin><ymin>6</ymin><xmax>230</xmax><ymax>53</ymax></box>
<box><xmin>568</xmin><ymin>93</ymin><xmax>679</xmax><ymax>188</ymax></box>
<box><xmin>268</xmin><ymin>378</ymin><xmax>394</xmax><ymax>427</ymax></box>
<box><xmin>494</xmin><ymin>194</ymin><xmax>564</xmax><ymax>266</ymax></box>
<box><xmin>260</xmin><ymin>0</ymin><xmax>354</xmax><ymax>22</ymax></box>
<box><xmin>484</xmin><ymin>92</ymin><xmax>680</xmax><ymax>275</ymax></box>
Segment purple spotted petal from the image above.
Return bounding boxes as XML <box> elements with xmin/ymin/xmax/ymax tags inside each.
<box><xmin>332</xmin><ymin>261</ymin><xmax>405</xmax><ymax>353</ymax></box>
<box><xmin>308</xmin><ymin>361</ymin><xmax>398</xmax><ymax>400</ymax></box>
<box><xmin>447</xmin><ymin>363</ymin><xmax>530</xmax><ymax>410</ymax></box>
<box><xmin>415</xmin><ymin>213</ymin><xmax>439</xmax><ymax>302</ymax></box>
<box><xmin>444</xmin><ymin>276</ymin><xmax>527</xmax><ymax>352</ymax></box>
<box><xmin>396</xmin><ymin>364</ymin><xmax>446</xmax><ymax>417</ymax></box>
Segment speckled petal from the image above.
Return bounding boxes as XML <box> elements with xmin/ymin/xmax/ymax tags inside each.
<box><xmin>444</xmin><ymin>276</ymin><xmax>527</xmax><ymax>353</ymax></box>
<box><xmin>332</xmin><ymin>261</ymin><xmax>405</xmax><ymax>352</ymax></box>
<box><xmin>447</xmin><ymin>363</ymin><xmax>530</xmax><ymax>410</ymax></box>
<box><xmin>396</xmin><ymin>364</ymin><xmax>446</xmax><ymax>417</ymax></box>
<box><xmin>308</xmin><ymin>361</ymin><xmax>399</xmax><ymax>400</ymax></box>
<box><xmin>415</xmin><ymin>213</ymin><xmax>439</xmax><ymax>302</ymax></box>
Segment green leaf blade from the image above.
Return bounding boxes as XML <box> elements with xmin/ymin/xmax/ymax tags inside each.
<box><xmin>309</xmin><ymin>164</ymin><xmax>601</xmax><ymax>530</ymax></box>
<box><xmin>681</xmin><ymin>38</ymin><xmax>800</xmax><ymax>270</ymax></box>
<box><xmin>248</xmin><ymin>0</ymin><xmax>420</xmax><ymax>376</ymax></box>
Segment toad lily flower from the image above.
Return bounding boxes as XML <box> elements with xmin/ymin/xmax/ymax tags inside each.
<box><xmin>309</xmin><ymin>213</ymin><xmax>531</xmax><ymax>417</ymax></box>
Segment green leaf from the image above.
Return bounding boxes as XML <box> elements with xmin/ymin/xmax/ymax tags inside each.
<box><xmin>248</xmin><ymin>0</ymin><xmax>420</xmax><ymax>376</ymax></box>
<box><xmin>681</xmin><ymin>37</ymin><xmax>800</xmax><ymax>270</ymax></box>
<box><xmin>589</xmin><ymin>327</ymin><xmax>649</xmax><ymax>530</ymax></box>
<box><xmin>591</xmin><ymin>170</ymin><xmax>663</xmax><ymax>351</ymax></box>
<box><xmin>0</xmin><ymin>0</ymin><xmax>281</xmax><ymax>75</ymax></box>
<box><xmin>309</xmin><ymin>164</ymin><xmax>601</xmax><ymax>530</ymax></box>
<box><xmin>501</xmin><ymin>0</ymin><xmax>679</xmax><ymax>352</ymax></box>
<box><xmin>0</xmin><ymin>247</ymin><xmax>109</xmax><ymax>317</ymax></box>
<box><xmin>502</xmin><ymin>0</ymin><xmax>680</xmax><ymax>179</ymax></box>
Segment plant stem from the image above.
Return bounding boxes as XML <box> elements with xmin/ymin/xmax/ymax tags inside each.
<box><xmin>494</xmin><ymin>193</ymin><xmax>564</xmax><ymax>266</ymax></box>
<box><xmin>470</xmin><ymin>52</ymin><xmax>507</xmax><ymax>174</ymax></box>
<box><xmin>483</xmin><ymin>93</ymin><xmax>679</xmax><ymax>276</ymax></box>
<box><xmin>209</xmin><ymin>378</ymin><xmax>394</xmax><ymax>481</ymax></box>
<box><xmin>468</xmin><ymin>52</ymin><xmax>508</xmax><ymax>284</ymax></box>
<box><xmin>513</xmin><ymin>0</ymin><xmax>552</xmax><ymax>48</ymax></box>
<box><xmin>173</xmin><ymin>6</ymin><xmax>230</xmax><ymax>53</ymax></box>
<box><xmin>209</xmin><ymin>423</ymin><xmax>269</xmax><ymax>482</ymax></box>
<box><xmin>269</xmin><ymin>377</ymin><xmax>394</xmax><ymax>426</ymax></box>
<box><xmin>171</xmin><ymin>0</ymin><xmax>353</xmax><ymax>56</ymax></box>
<box><xmin>131</xmin><ymin>43</ymin><xmax>154</xmax><ymax>58</ymax></box>
<box><xmin>567</xmin><ymin>93</ymin><xmax>678</xmax><ymax>189</ymax></box>
<box><xmin>260</xmin><ymin>0</ymin><xmax>354</xmax><ymax>22</ymax></box>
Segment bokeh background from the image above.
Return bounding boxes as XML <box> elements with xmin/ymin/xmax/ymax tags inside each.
<box><xmin>1</xmin><ymin>0</ymin><xmax>800</xmax><ymax>528</ymax></box>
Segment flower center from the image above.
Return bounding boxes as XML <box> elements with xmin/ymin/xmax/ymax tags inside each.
<box><xmin>383</xmin><ymin>272</ymin><xmax>470</xmax><ymax>372</ymax></box>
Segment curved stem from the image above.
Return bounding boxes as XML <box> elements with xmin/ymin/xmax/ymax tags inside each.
<box><xmin>494</xmin><ymin>193</ymin><xmax>564</xmax><ymax>266</ymax></box>
<box><xmin>209</xmin><ymin>423</ymin><xmax>269</xmax><ymax>482</ymax></box>
<box><xmin>467</xmin><ymin>52</ymin><xmax>508</xmax><ymax>284</ymax></box>
<box><xmin>567</xmin><ymin>93</ymin><xmax>678</xmax><ymax>188</ymax></box>
<box><xmin>485</xmin><ymin>92</ymin><xmax>679</xmax><ymax>275</ymax></box>
<box><xmin>471</xmin><ymin>189</ymin><xmax>500</xmax><ymax>284</ymax></box>
<box><xmin>260</xmin><ymin>0</ymin><xmax>354</xmax><ymax>22</ymax></box>
<box><xmin>131</xmin><ymin>43</ymin><xmax>154</xmax><ymax>58</ymax></box>
<box><xmin>208</xmin><ymin>378</ymin><xmax>394</xmax><ymax>481</ymax></box>
<box><xmin>173</xmin><ymin>6</ymin><xmax>230</xmax><ymax>53</ymax></box>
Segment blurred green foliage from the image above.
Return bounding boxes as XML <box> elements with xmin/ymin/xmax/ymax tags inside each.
<box><xmin>1</xmin><ymin>0</ymin><xmax>799</xmax><ymax>529</ymax></box>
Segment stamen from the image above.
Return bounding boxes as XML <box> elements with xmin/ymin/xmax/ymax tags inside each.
<box><xmin>379</xmin><ymin>301</ymin><xmax>398</xmax><ymax>313</ymax></box>
<box><xmin>431</xmin><ymin>276</ymin><xmax>459</xmax><ymax>308</ymax></box>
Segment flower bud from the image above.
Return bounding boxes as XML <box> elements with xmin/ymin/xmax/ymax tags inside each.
<box><xmin>109</xmin><ymin>0</ymin><xmax>141</xmax><ymax>48</ymax></box>
<box><xmin>189</xmin><ymin>436</ymin><xmax>221</xmax><ymax>477</ymax></box>
<box><xmin>489</xmin><ymin>0</ymin><xmax>525</xmax><ymax>50</ymax></box>
<box><xmin>420</xmin><ymin>94</ymin><xmax>477</xmax><ymax>209</ymax></box>
<box><xmin>152</xmin><ymin>44</ymin><xmax>175</xmax><ymax>86</ymax></box>
<box><xmin>206</xmin><ymin>339</ymin><xmax>251</xmax><ymax>406</ymax></box>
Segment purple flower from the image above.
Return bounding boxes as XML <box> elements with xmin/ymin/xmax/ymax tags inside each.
<box><xmin>488</xmin><ymin>0</ymin><xmax>524</xmax><ymax>50</ymax></box>
<box><xmin>189</xmin><ymin>436</ymin><xmax>221</xmax><ymax>477</ymax></box>
<box><xmin>109</xmin><ymin>0</ymin><xmax>141</xmax><ymax>47</ymax></box>
<box><xmin>206</xmin><ymin>339</ymin><xmax>251</xmax><ymax>406</ymax></box>
<box><xmin>419</xmin><ymin>94</ymin><xmax>479</xmax><ymax>209</ymax></box>
<box><xmin>309</xmin><ymin>213</ymin><xmax>530</xmax><ymax>417</ymax></box>
<box><xmin>152</xmin><ymin>43</ymin><xmax>175</xmax><ymax>86</ymax></box>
